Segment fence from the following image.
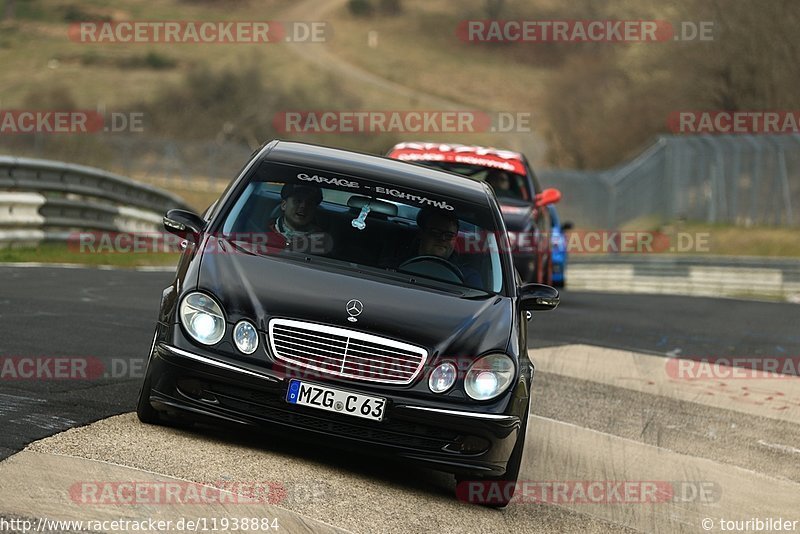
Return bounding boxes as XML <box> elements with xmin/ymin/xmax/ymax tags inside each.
<box><xmin>2</xmin><ymin>132</ymin><xmax>799</xmax><ymax>230</ymax></box>
<box><xmin>541</xmin><ymin>135</ymin><xmax>800</xmax><ymax>229</ymax></box>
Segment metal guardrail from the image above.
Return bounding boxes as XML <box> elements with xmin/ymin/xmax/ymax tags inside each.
<box><xmin>566</xmin><ymin>255</ymin><xmax>800</xmax><ymax>301</ymax></box>
<box><xmin>0</xmin><ymin>156</ymin><xmax>190</xmax><ymax>246</ymax></box>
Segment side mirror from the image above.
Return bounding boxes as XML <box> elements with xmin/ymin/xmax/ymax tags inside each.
<box><xmin>520</xmin><ymin>283</ymin><xmax>559</xmax><ymax>311</ymax></box>
<box><xmin>163</xmin><ymin>209</ymin><xmax>206</xmax><ymax>241</ymax></box>
<box><xmin>561</xmin><ymin>221</ymin><xmax>574</xmax><ymax>232</ymax></box>
<box><xmin>535</xmin><ymin>188</ymin><xmax>561</xmax><ymax>208</ymax></box>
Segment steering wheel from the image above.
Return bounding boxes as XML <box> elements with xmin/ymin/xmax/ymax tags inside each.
<box><xmin>398</xmin><ymin>255</ymin><xmax>465</xmax><ymax>284</ymax></box>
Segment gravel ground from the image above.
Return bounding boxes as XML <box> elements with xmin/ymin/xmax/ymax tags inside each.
<box><xmin>27</xmin><ymin>413</ymin><xmax>634</xmax><ymax>534</ymax></box>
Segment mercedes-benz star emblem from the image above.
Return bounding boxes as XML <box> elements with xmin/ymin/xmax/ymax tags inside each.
<box><xmin>346</xmin><ymin>299</ymin><xmax>363</xmax><ymax>322</ymax></box>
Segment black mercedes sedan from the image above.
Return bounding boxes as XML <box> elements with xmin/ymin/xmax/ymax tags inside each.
<box><xmin>137</xmin><ymin>140</ymin><xmax>559</xmax><ymax>507</ymax></box>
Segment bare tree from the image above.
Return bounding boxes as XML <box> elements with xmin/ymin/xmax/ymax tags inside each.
<box><xmin>486</xmin><ymin>0</ymin><xmax>505</xmax><ymax>19</ymax></box>
<box><xmin>541</xmin><ymin>0</ymin><xmax>800</xmax><ymax>168</ymax></box>
<box><xmin>380</xmin><ymin>0</ymin><xmax>402</xmax><ymax>15</ymax></box>
<box><xmin>3</xmin><ymin>0</ymin><xmax>16</xmax><ymax>21</ymax></box>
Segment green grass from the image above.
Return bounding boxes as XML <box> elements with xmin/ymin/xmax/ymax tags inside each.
<box><xmin>577</xmin><ymin>221</ymin><xmax>800</xmax><ymax>258</ymax></box>
<box><xmin>674</xmin><ymin>223</ymin><xmax>800</xmax><ymax>258</ymax></box>
<box><xmin>0</xmin><ymin>242</ymin><xmax>180</xmax><ymax>267</ymax></box>
<box><xmin>3</xmin><ymin>220</ymin><xmax>797</xmax><ymax>269</ymax></box>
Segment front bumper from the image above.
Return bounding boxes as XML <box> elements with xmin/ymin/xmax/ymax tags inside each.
<box><xmin>145</xmin><ymin>342</ymin><xmax>526</xmax><ymax>477</ymax></box>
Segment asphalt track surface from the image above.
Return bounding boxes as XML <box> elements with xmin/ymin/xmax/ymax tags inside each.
<box><xmin>2</xmin><ymin>265</ymin><xmax>797</xmax><ymax>460</ymax></box>
<box><xmin>1</xmin><ymin>265</ymin><xmax>798</xmax><ymax>533</ymax></box>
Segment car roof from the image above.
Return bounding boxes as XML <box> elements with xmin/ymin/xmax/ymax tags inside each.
<box><xmin>261</xmin><ymin>140</ymin><xmax>491</xmax><ymax>205</ymax></box>
<box><xmin>386</xmin><ymin>141</ymin><xmax>528</xmax><ymax>175</ymax></box>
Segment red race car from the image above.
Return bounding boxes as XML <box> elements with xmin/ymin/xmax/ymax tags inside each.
<box><xmin>387</xmin><ymin>142</ymin><xmax>561</xmax><ymax>284</ymax></box>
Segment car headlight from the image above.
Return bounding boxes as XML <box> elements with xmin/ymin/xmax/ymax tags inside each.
<box><xmin>179</xmin><ymin>292</ymin><xmax>226</xmax><ymax>345</ymax></box>
<box><xmin>464</xmin><ymin>354</ymin><xmax>515</xmax><ymax>400</ymax></box>
<box><xmin>233</xmin><ymin>320</ymin><xmax>258</xmax><ymax>354</ymax></box>
<box><xmin>428</xmin><ymin>362</ymin><xmax>457</xmax><ymax>393</ymax></box>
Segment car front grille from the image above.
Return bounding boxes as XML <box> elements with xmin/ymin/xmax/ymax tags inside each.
<box><xmin>268</xmin><ymin>318</ymin><xmax>427</xmax><ymax>385</ymax></box>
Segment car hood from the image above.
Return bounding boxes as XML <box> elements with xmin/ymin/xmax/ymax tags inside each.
<box><xmin>499</xmin><ymin>201</ymin><xmax>535</xmax><ymax>231</ymax></box>
<box><xmin>195</xmin><ymin>237</ymin><xmax>514</xmax><ymax>359</ymax></box>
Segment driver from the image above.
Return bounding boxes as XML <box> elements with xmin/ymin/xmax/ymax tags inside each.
<box><xmin>412</xmin><ymin>207</ymin><xmax>483</xmax><ymax>288</ymax></box>
<box><xmin>266</xmin><ymin>183</ymin><xmax>332</xmax><ymax>255</ymax></box>
<box><xmin>485</xmin><ymin>170</ymin><xmax>512</xmax><ymax>193</ymax></box>
<box><xmin>272</xmin><ymin>183</ymin><xmax>324</xmax><ymax>238</ymax></box>
<box><xmin>417</xmin><ymin>207</ymin><xmax>459</xmax><ymax>258</ymax></box>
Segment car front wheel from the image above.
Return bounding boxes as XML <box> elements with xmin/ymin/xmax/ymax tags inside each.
<box><xmin>136</xmin><ymin>331</ymin><xmax>161</xmax><ymax>425</ymax></box>
<box><xmin>456</xmin><ymin>404</ymin><xmax>529</xmax><ymax>508</ymax></box>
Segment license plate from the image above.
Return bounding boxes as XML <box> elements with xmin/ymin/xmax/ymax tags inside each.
<box><xmin>286</xmin><ymin>380</ymin><xmax>386</xmax><ymax>422</ymax></box>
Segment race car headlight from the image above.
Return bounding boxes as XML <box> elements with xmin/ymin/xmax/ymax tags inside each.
<box><xmin>428</xmin><ymin>362</ymin><xmax>457</xmax><ymax>393</ymax></box>
<box><xmin>179</xmin><ymin>292</ymin><xmax>226</xmax><ymax>345</ymax></box>
<box><xmin>233</xmin><ymin>320</ymin><xmax>258</xmax><ymax>355</ymax></box>
<box><xmin>464</xmin><ymin>354</ymin><xmax>515</xmax><ymax>401</ymax></box>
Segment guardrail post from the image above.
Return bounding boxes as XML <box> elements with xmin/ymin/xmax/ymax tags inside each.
<box><xmin>772</xmin><ymin>137</ymin><xmax>794</xmax><ymax>226</ymax></box>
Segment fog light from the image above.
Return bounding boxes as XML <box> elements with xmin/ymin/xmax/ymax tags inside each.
<box><xmin>428</xmin><ymin>362</ymin><xmax>457</xmax><ymax>393</ymax></box>
<box><xmin>233</xmin><ymin>320</ymin><xmax>258</xmax><ymax>354</ymax></box>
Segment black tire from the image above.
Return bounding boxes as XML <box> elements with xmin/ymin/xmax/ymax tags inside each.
<box><xmin>136</xmin><ymin>368</ymin><xmax>161</xmax><ymax>424</ymax></box>
<box><xmin>456</xmin><ymin>404</ymin><xmax>529</xmax><ymax>508</ymax></box>
<box><xmin>482</xmin><ymin>415</ymin><xmax>527</xmax><ymax>508</ymax></box>
<box><xmin>136</xmin><ymin>332</ymin><xmax>161</xmax><ymax>425</ymax></box>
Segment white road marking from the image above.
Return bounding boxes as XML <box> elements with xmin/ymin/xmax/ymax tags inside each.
<box><xmin>530</xmin><ymin>344</ymin><xmax>800</xmax><ymax>424</ymax></box>
<box><xmin>0</xmin><ymin>451</ymin><xmax>352</xmax><ymax>534</ymax></box>
<box><xmin>525</xmin><ymin>415</ymin><xmax>800</xmax><ymax>533</ymax></box>
<box><xmin>757</xmin><ymin>439</ymin><xmax>800</xmax><ymax>455</ymax></box>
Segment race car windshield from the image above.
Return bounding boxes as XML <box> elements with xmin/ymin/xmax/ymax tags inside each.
<box><xmin>220</xmin><ymin>164</ymin><xmax>506</xmax><ymax>294</ymax></box>
<box><xmin>412</xmin><ymin>162</ymin><xmax>531</xmax><ymax>202</ymax></box>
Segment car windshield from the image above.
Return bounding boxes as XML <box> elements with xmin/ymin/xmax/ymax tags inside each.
<box><xmin>409</xmin><ymin>161</ymin><xmax>531</xmax><ymax>202</ymax></box>
<box><xmin>219</xmin><ymin>161</ymin><xmax>506</xmax><ymax>294</ymax></box>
